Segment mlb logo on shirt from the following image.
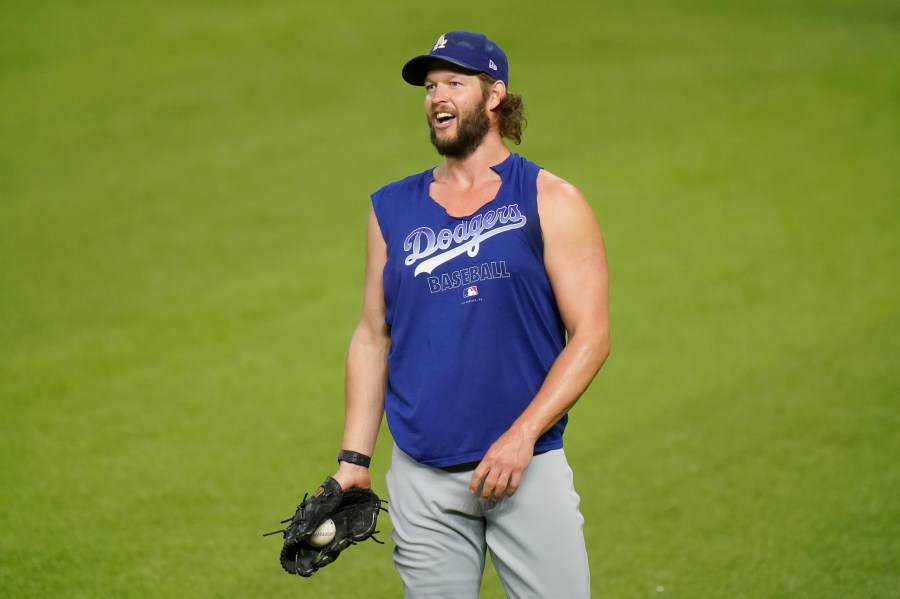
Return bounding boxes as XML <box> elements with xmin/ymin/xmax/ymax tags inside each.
<box><xmin>463</xmin><ymin>286</ymin><xmax>479</xmax><ymax>298</ymax></box>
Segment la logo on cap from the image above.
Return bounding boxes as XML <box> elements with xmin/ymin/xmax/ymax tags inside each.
<box><xmin>433</xmin><ymin>34</ymin><xmax>448</xmax><ymax>51</ymax></box>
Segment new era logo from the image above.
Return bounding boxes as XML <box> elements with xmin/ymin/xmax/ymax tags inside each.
<box><xmin>488</xmin><ymin>59</ymin><xmax>498</xmax><ymax>71</ymax></box>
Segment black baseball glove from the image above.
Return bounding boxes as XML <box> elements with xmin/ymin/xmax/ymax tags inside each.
<box><xmin>264</xmin><ymin>477</ymin><xmax>387</xmax><ymax>577</ymax></box>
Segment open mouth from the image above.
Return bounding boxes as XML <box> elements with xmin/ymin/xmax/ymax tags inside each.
<box><xmin>434</xmin><ymin>111</ymin><xmax>456</xmax><ymax>128</ymax></box>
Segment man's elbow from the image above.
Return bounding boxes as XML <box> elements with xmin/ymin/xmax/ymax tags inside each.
<box><xmin>575</xmin><ymin>325</ymin><xmax>610</xmax><ymax>373</ymax></box>
<box><xmin>593</xmin><ymin>330</ymin><xmax>611</xmax><ymax>371</ymax></box>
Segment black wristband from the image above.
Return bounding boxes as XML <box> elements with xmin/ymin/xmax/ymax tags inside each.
<box><xmin>337</xmin><ymin>450</ymin><xmax>371</xmax><ymax>468</ymax></box>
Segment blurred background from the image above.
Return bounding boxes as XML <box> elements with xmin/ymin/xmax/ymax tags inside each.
<box><xmin>1</xmin><ymin>0</ymin><xmax>897</xmax><ymax>597</ymax></box>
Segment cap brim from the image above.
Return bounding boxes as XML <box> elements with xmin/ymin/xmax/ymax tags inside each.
<box><xmin>401</xmin><ymin>55</ymin><xmax>482</xmax><ymax>86</ymax></box>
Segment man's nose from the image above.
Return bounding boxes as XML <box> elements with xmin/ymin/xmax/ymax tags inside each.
<box><xmin>431</xmin><ymin>84</ymin><xmax>450</xmax><ymax>103</ymax></box>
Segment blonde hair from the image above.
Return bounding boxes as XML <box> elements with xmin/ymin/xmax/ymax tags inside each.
<box><xmin>479</xmin><ymin>73</ymin><xmax>527</xmax><ymax>145</ymax></box>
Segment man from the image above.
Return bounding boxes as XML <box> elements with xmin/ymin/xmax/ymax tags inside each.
<box><xmin>331</xmin><ymin>31</ymin><xmax>610</xmax><ymax>598</ymax></box>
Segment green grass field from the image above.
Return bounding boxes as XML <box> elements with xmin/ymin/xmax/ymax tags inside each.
<box><xmin>2</xmin><ymin>0</ymin><xmax>898</xmax><ymax>597</ymax></box>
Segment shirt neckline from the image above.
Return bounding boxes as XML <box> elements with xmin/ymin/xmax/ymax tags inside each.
<box><xmin>425</xmin><ymin>153</ymin><xmax>516</xmax><ymax>220</ymax></box>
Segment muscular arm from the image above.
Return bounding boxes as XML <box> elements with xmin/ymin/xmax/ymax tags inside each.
<box><xmin>333</xmin><ymin>208</ymin><xmax>391</xmax><ymax>490</ymax></box>
<box><xmin>470</xmin><ymin>171</ymin><xmax>610</xmax><ymax>500</ymax></box>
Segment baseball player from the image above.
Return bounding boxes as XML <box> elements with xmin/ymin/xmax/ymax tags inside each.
<box><xmin>332</xmin><ymin>31</ymin><xmax>610</xmax><ymax>598</ymax></box>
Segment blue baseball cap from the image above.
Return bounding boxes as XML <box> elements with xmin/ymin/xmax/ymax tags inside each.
<box><xmin>402</xmin><ymin>31</ymin><xmax>509</xmax><ymax>87</ymax></box>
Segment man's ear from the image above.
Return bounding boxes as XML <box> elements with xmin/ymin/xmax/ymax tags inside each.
<box><xmin>487</xmin><ymin>80</ymin><xmax>506</xmax><ymax>110</ymax></box>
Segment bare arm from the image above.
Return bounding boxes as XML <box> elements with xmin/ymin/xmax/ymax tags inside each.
<box><xmin>333</xmin><ymin>208</ymin><xmax>391</xmax><ymax>490</ymax></box>
<box><xmin>470</xmin><ymin>171</ymin><xmax>610</xmax><ymax>500</ymax></box>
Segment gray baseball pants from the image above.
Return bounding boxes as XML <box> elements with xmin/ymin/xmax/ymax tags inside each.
<box><xmin>386</xmin><ymin>444</ymin><xmax>590</xmax><ymax>598</ymax></box>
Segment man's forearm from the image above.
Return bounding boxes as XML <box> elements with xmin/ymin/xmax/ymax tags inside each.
<box><xmin>341</xmin><ymin>324</ymin><xmax>390</xmax><ymax>456</ymax></box>
<box><xmin>512</xmin><ymin>327</ymin><xmax>610</xmax><ymax>441</ymax></box>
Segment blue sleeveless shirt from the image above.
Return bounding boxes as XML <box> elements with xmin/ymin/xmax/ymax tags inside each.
<box><xmin>371</xmin><ymin>153</ymin><xmax>567</xmax><ymax>468</ymax></box>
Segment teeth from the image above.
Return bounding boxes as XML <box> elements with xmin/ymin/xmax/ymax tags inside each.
<box><xmin>436</xmin><ymin>112</ymin><xmax>454</xmax><ymax>121</ymax></box>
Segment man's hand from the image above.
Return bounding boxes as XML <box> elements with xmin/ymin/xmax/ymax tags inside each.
<box><xmin>469</xmin><ymin>428</ymin><xmax>537</xmax><ymax>500</ymax></box>
<box><xmin>333</xmin><ymin>462</ymin><xmax>372</xmax><ymax>491</ymax></box>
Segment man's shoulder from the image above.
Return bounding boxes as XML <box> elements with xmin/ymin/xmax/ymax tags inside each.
<box><xmin>536</xmin><ymin>168</ymin><xmax>584</xmax><ymax>205</ymax></box>
<box><xmin>373</xmin><ymin>166</ymin><xmax>433</xmax><ymax>199</ymax></box>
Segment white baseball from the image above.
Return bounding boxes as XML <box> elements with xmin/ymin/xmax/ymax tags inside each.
<box><xmin>309</xmin><ymin>518</ymin><xmax>336</xmax><ymax>547</ymax></box>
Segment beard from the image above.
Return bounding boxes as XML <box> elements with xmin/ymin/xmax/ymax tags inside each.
<box><xmin>428</xmin><ymin>96</ymin><xmax>491</xmax><ymax>159</ymax></box>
